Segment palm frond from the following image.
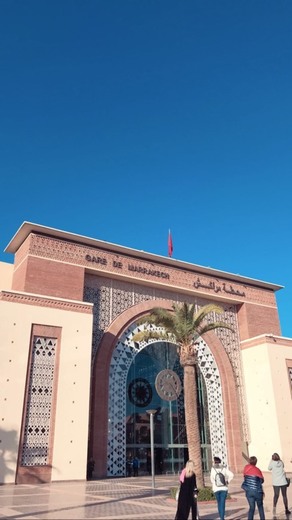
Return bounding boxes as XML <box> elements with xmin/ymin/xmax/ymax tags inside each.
<box><xmin>193</xmin><ymin>304</ymin><xmax>225</xmax><ymax>328</ymax></box>
<box><xmin>140</xmin><ymin>308</ymin><xmax>177</xmax><ymax>334</ymax></box>
<box><xmin>133</xmin><ymin>302</ymin><xmax>233</xmax><ymax>347</ymax></box>
<box><xmin>132</xmin><ymin>329</ymin><xmax>171</xmax><ymax>343</ymax></box>
<box><xmin>195</xmin><ymin>321</ymin><xmax>233</xmax><ymax>338</ymax></box>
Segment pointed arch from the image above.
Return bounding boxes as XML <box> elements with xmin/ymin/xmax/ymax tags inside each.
<box><xmin>91</xmin><ymin>299</ymin><xmax>243</xmax><ymax>477</ymax></box>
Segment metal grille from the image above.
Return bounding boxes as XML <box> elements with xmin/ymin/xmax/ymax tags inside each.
<box><xmin>21</xmin><ymin>337</ymin><xmax>56</xmax><ymax>466</ymax></box>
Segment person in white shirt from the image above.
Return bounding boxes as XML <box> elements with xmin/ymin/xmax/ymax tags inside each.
<box><xmin>268</xmin><ymin>453</ymin><xmax>290</xmax><ymax>517</ymax></box>
<box><xmin>210</xmin><ymin>456</ymin><xmax>234</xmax><ymax>520</ymax></box>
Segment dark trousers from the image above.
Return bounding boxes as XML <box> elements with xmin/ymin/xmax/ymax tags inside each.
<box><xmin>273</xmin><ymin>485</ymin><xmax>289</xmax><ymax>510</ymax></box>
<box><xmin>246</xmin><ymin>490</ymin><xmax>265</xmax><ymax>520</ymax></box>
<box><xmin>215</xmin><ymin>490</ymin><xmax>228</xmax><ymax>520</ymax></box>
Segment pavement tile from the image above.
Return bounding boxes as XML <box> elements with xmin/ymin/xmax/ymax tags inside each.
<box><xmin>0</xmin><ymin>473</ymin><xmax>291</xmax><ymax>519</ymax></box>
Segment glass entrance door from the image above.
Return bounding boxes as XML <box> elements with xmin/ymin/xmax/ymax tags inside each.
<box><xmin>126</xmin><ymin>342</ymin><xmax>211</xmax><ymax>475</ymax></box>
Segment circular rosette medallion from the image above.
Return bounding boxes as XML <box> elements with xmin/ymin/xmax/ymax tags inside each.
<box><xmin>155</xmin><ymin>369</ymin><xmax>182</xmax><ymax>401</ymax></box>
<box><xmin>128</xmin><ymin>378</ymin><xmax>152</xmax><ymax>407</ymax></box>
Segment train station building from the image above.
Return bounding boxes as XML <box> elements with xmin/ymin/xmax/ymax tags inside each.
<box><xmin>0</xmin><ymin>222</ymin><xmax>291</xmax><ymax>484</ymax></box>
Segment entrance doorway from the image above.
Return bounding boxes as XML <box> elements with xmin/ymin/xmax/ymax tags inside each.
<box><xmin>125</xmin><ymin>342</ymin><xmax>211</xmax><ymax>475</ymax></box>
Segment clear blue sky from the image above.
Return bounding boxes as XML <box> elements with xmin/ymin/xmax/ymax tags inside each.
<box><xmin>1</xmin><ymin>1</ymin><xmax>292</xmax><ymax>336</ymax></box>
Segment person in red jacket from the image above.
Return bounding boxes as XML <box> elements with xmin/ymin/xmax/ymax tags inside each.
<box><xmin>242</xmin><ymin>456</ymin><xmax>265</xmax><ymax>520</ymax></box>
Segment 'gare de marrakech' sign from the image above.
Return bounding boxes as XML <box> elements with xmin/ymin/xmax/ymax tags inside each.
<box><xmin>84</xmin><ymin>254</ymin><xmax>246</xmax><ymax>298</ymax></box>
<box><xmin>85</xmin><ymin>254</ymin><xmax>170</xmax><ymax>279</ymax></box>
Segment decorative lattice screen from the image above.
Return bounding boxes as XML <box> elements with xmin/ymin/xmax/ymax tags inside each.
<box><xmin>21</xmin><ymin>336</ymin><xmax>56</xmax><ymax>467</ymax></box>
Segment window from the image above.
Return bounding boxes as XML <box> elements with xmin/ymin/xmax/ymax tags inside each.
<box><xmin>286</xmin><ymin>359</ymin><xmax>292</xmax><ymax>397</ymax></box>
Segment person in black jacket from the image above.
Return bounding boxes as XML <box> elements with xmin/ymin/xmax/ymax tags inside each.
<box><xmin>175</xmin><ymin>460</ymin><xmax>198</xmax><ymax>520</ymax></box>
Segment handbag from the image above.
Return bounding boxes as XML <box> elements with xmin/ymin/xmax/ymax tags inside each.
<box><xmin>175</xmin><ymin>484</ymin><xmax>181</xmax><ymax>501</ymax></box>
<box><xmin>287</xmin><ymin>478</ymin><xmax>291</xmax><ymax>487</ymax></box>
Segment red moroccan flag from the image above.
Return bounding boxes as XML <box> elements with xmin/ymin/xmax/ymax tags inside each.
<box><xmin>168</xmin><ymin>230</ymin><xmax>173</xmax><ymax>257</ymax></box>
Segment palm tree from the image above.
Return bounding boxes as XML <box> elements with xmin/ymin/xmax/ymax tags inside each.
<box><xmin>133</xmin><ymin>302</ymin><xmax>233</xmax><ymax>488</ymax></box>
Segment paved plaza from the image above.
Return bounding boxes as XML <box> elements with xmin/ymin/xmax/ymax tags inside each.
<box><xmin>0</xmin><ymin>472</ymin><xmax>291</xmax><ymax>519</ymax></box>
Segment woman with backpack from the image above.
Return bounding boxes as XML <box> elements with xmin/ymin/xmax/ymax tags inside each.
<box><xmin>210</xmin><ymin>456</ymin><xmax>234</xmax><ymax>520</ymax></box>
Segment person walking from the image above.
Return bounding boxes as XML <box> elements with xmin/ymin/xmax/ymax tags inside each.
<box><xmin>86</xmin><ymin>457</ymin><xmax>95</xmax><ymax>480</ymax></box>
<box><xmin>126</xmin><ymin>456</ymin><xmax>133</xmax><ymax>477</ymax></box>
<box><xmin>175</xmin><ymin>460</ymin><xmax>198</xmax><ymax>520</ymax></box>
<box><xmin>242</xmin><ymin>456</ymin><xmax>265</xmax><ymax>520</ymax></box>
<box><xmin>268</xmin><ymin>452</ymin><xmax>290</xmax><ymax>517</ymax></box>
<box><xmin>210</xmin><ymin>456</ymin><xmax>234</xmax><ymax>520</ymax></box>
<box><xmin>132</xmin><ymin>456</ymin><xmax>139</xmax><ymax>477</ymax></box>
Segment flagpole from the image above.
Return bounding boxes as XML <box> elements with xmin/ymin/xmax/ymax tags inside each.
<box><xmin>168</xmin><ymin>229</ymin><xmax>173</xmax><ymax>258</ymax></box>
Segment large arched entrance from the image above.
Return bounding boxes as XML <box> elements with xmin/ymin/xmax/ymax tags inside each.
<box><xmin>106</xmin><ymin>321</ymin><xmax>227</xmax><ymax>477</ymax></box>
<box><xmin>91</xmin><ymin>299</ymin><xmax>243</xmax><ymax>477</ymax></box>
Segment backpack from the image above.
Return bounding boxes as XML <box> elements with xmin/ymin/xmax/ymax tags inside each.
<box><xmin>215</xmin><ymin>469</ymin><xmax>226</xmax><ymax>487</ymax></box>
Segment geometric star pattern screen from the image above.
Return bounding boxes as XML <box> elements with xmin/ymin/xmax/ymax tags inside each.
<box><xmin>21</xmin><ymin>336</ymin><xmax>56</xmax><ymax>466</ymax></box>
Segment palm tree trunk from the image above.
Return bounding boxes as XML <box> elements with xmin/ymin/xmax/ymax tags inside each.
<box><xmin>183</xmin><ymin>364</ymin><xmax>205</xmax><ymax>488</ymax></box>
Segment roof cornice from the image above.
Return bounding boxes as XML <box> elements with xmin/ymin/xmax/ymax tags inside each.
<box><xmin>4</xmin><ymin>221</ymin><xmax>283</xmax><ymax>292</ymax></box>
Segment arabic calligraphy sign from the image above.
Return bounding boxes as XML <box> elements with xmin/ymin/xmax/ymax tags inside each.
<box><xmin>193</xmin><ymin>278</ymin><xmax>246</xmax><ymax>297</ymax></box>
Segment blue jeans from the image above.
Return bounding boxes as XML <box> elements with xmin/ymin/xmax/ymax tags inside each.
<box><xmin>246</xmin><ymin>489</ymin><xmax>265</xmax><ymax>520</ymax></box>
<box><xmin>215</xmin><ymin>490</ymin><xmax>228</xmax><ymax>520</ymax></box>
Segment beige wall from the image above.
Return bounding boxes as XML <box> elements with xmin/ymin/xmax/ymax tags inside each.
<box><xmin>241</xmin><ymin>336</ymin><xmax>292</xmax><ymax>473</ymax></box>
<box><xmin>0</xmin><ymin>261</ymin><xmax>13</xmax><ymax>290</ymax></box>
<box><xmin>0</xmin><ymin>295</ymin><xmax>93</xmax><ymax>484</ymax></box>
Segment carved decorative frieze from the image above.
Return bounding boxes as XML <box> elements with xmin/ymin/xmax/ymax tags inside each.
<box><xmin>26</xmin><ymin>234</ymin><xmax>277</xmax><ymax>307</ymax></box>
<box><xmin>0</xmin><ymin>291</ymin><xmax>93</xmax><ymax>314</ymax></box>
